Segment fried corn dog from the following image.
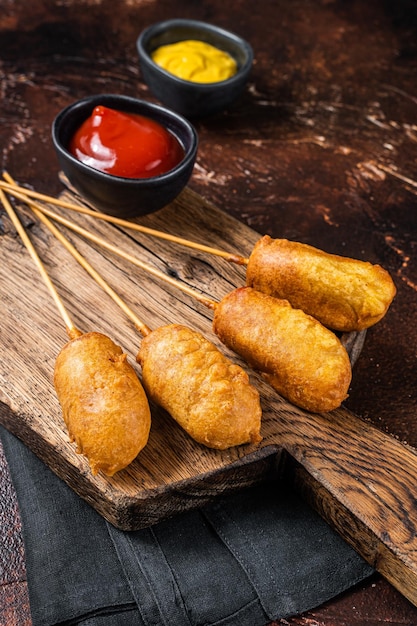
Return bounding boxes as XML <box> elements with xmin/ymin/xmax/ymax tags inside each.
<box><xmin>246</xmin><ymin>236</ymin><xmax>396</xmax><ymax>332</ymax></box>
<box><xmin>54</xmin><ymin>331</ymin><xmax>151</xmax><ymax>476</ymax></box>
<box><xmin>137</xmin><ymin>324</ymin><xmax>262</xmax><ymax>449</ymax></box>
<box><xmin>213</xmin><ymin>287</ymin><xmax>352</xmax><ymax>413</ymax></box>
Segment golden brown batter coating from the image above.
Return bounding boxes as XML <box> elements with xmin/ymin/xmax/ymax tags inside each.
<box><xmin>54</xmin><ymin>332</ymin><xmax>151</xmax><ymax>476</ymax></box>
<box><xmin>246</xmin><ymin>236</ymin><xmax>396</xmax><ymax>332</ymax></box>
<box><xmin>213</xmin><ymin>287</ymin><xmax>352</xmax><ymax>413</ymax></box>
<box><xmin>137</xmin><ymin>324</ymin><xmax>262</xmax><ymax>449</ymax></box>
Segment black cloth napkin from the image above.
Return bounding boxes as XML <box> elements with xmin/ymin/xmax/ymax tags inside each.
<box><xmin>0</xmin><ymin>426</ymin><xmax>374</xmax><ymax>626</ymax></box>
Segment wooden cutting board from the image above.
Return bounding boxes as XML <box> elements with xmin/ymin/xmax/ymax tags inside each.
<box><xmin>1</xmin><ymin>185</ymin><xmax>417</xmax><ymax>606</ymax></box>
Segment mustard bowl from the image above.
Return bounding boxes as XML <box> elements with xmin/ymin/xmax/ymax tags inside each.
<box><xmin>137</xmin><ymin>19</ymin><xmax>253</xmax><ymax>118</ymax></box>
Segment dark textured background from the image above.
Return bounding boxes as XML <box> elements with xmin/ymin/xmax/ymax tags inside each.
<box><xmin>1</xmin><ymin>1</ymin><xmax>417</xmax><ymax>623</ymax></box>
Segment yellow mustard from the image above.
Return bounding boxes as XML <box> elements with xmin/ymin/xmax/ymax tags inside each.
<box><xmin>151</xmin><ymin>39</ymin><xmax>238</xmax><ymax>83</ymax></box>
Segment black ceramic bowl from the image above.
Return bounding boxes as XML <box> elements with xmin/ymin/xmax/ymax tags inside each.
<box><xmin>51</xmin><ymin>94</ymin><xmax>198</xmax><ymax>218</ymax></box>
<box><xmin>137</xmin><ymin>19</ymin><xmax>253</xmax><ymax>118</ymax></box>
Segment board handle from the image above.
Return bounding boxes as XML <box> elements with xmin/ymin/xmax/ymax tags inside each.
<box><xmin>271</xmin><ymin>406</ymin><xmax>417</xmax><ymax>606</ymax></box>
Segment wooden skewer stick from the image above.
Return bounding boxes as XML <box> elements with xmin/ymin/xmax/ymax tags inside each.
<box><xmin>0</xmin><ymin>178</ymin><xmax>248</xmax><ymax>265</ymax></box>
<box><xmin>0</xmin><ymin>186</ymin><xmax>82</xmax><ymax>341</ymax></box>
<box><xmin>2</xmin><ymin>173</ymin><xmax>152</xmax><ymax>338</ymax></box>
<box><xmin>2</xmin><ymin>177</ymin><xmax>218</xmax><ymax>311</ymax></box>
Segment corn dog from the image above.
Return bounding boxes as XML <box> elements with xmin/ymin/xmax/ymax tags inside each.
<box><xmin>54</xmin><ymin>331</ymin><xmax>151</xmax><ymax>476</ymax></box>
<box><xmin>137</xmin><ymin>324</ymin><xmax>262</xmax><ymax>449</ymax></box>
<box><xmin>213</xmin><ymin>287</ymin><xmax>352</xmax><ymax>413</ymax></box>
<box><xmin>246</xmin><ymin>236</ymin><xmax>396</xmax><ymax>332</ymax></box>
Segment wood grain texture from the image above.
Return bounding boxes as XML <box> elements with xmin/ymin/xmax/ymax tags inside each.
<box><xmin>1</xmin><ymin>186</ymin><xmax>417</xmax><ymax>607</ymax></box>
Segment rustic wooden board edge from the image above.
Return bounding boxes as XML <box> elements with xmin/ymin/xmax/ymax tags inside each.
<box><xmin>0</xmin><ymin>398</ymin><xmax>281</xmax><ymax>530</ymax></box>
<box><xmin>274</xmin><ymin>405</ymin><xmax>417</xmax><ymax>607</ymax></box>
<box><xmin>284</xmin><ymin>457</ymin><xmax>417</xmax><ymax>607</ymax></box>
<box><xmin>116</xmin><ymin>445</ymin><xmax>282</xmax><ymax>530</ymax></box>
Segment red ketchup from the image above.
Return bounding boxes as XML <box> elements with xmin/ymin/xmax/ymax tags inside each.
<box><xmin>69</xmin><ymin>105</ymin><xmax>185</xmax><ymax>178</ymax></box>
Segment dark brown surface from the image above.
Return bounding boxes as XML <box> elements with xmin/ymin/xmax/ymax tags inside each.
<box><xmin>1</xmin><ymin>0</ymin><xmax>417</xmax><ymax>624</ymax></box>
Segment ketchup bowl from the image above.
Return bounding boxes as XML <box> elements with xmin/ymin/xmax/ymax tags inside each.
<box><xmin>51</xmin><ymin>94</ymin><xmax>198</xmax><ymax>218</ymax></box>
<box><xmin>137</xmin><ymin>19</ymin><xmax>253</xmax><ymax>118</ymax></box>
